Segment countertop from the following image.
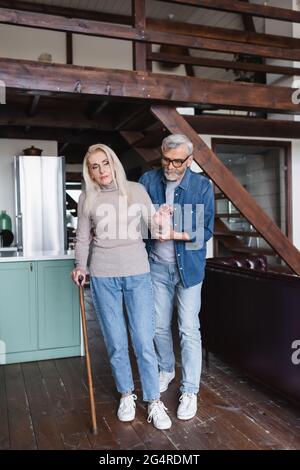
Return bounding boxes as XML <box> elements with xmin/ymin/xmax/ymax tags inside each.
<box><xmin>0</xmin><ymin>250</ymin><xmax>76</xmax><ymax>263</ymax></box>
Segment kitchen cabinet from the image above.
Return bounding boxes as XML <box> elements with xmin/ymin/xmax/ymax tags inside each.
<box><xmin>0</xmin><ymin>261</ymin><xmax>37</xmax><ymax>355</ymax></box>
<box><xmin>0</xmin><ymin>258</ymin><xmax>81</xmax><ymax>364</ymax></box>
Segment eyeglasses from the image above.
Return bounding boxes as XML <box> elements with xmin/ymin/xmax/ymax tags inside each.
<box><xmin>161</xmin><ymin>154</ymin><xmax>192</xmax><ymax>168</ymax></box>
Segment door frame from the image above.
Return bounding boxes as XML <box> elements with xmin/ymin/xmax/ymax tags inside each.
<box><xmin>211</xmin><ymin>138</ymin><xmax>293</xmax><ymax>254</ymax></box>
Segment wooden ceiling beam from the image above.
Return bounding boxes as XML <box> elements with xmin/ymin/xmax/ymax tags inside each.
<box><xmin>27</xmin><ymin>94</ymin><xmax>40</xmax><ymax>117</ymax></box>
<box><xmin>120</xmin><ymin>130</ymin><xmax>145</xmax><ymax>147</ymax></box>
<box><xmin>120</xmin><ymin>130</ymin><xmax>161</xmax><ymax>163</ymax></box>
<box><xmin>1</xmin><ymin>58</ymin><xmax>300</xmax><ymax>114</ymax></box>
<box><xmin>25</xmin><ymin>94</ymin><xmax>40</xmax><ymax>132</ymax></box>
<box><xmin>114</xmin><ymin>104</ymin><xmax>149</xmax><ymax>131</ymax></box>
<box><xmin>0</xmin><ymin>126</ymin><xmax>119</xmax><ymax>144</ymax></box>
<box><xmin>88</xmin><ymin>100</ymin><xmax>110</xmax><ymax>120</ymax></box>
<box><xmin>58</xmin><ymin>142</ymin><xmax>69</xmax><ymax>154</ymax></box>
<box><xmin>0</xmin><ymin>103</ymin><xmax>113</xmax><ymax>130</ymax></box>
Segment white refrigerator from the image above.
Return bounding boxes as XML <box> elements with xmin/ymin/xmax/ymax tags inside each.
<box><xmin>14</xmin><ymin>155</ymin><xmax>66</xmax><ymax>254</ymax></box>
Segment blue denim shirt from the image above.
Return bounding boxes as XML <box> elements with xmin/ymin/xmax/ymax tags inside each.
<box><xmin>139</xmin><ymin>167</ymin><xmax>215</xmax><ymax>288</ymax></box>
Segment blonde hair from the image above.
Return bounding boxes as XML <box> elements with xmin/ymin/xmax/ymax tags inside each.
<box><xmin>82</xmin><ymin>143</ymin><xmax>129</xmax><ymax>216</ymax></box>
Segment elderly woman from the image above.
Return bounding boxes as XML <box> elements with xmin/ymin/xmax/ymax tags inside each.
<box><xmin>71</xmin><ymin>143</ymin><xmax>174</xmax><ymax>430</ymax></box>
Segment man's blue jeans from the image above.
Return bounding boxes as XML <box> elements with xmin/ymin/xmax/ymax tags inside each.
<box><xmin>149</xmin><ymin>258</ymin><xmax>202</xmax><ymax>394</ymax></box>
<box><xmin>90</xmin><ymin>272</ymin><xmax>160</xmax><ymax>401</ymax></box>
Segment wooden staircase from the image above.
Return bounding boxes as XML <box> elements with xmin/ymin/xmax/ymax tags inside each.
<box><xmin>214</xmin><ymin>191</ymin><xmax>275</xmax><ymax>258</ymax></box>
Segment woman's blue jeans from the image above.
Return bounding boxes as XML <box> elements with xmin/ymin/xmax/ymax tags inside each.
<box><xmin>90</xmin><ymin>272</ymin><xmax>160</xmax><ymax>401</ymax></box>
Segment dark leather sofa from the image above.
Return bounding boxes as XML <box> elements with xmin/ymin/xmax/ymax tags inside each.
<box><xmin>200</xmin><ymin>255</ymin><xmax>300</xmax><ymax>404</ymax></box>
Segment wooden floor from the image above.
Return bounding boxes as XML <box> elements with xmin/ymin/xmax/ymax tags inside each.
<box><xmin>1</xmin><ymin>289</ymin><xmax>300</xmax><ymax>450</ymax></box>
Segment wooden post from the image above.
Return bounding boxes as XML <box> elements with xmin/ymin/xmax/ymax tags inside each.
<box><xmin>132</xmin><ymin>0</ymin><xmax>147</xmax><ymax>71</ymax></box>
<box><xmin>66</xmin><ymin>32</ymin><xmax>73</xmax><ymax>65</ymax></box>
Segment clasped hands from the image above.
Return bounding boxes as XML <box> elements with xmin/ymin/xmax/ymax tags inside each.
<box><xmin>153</xmin><ymin>204</ymin><xmax>190</xmax><ymax>242</ymax></box>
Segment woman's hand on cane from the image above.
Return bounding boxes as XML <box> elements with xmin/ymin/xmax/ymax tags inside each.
<box><xmin>71</xmin><ymin>267</ymin><xmax>87</xmax><ymax>287</ymax></box>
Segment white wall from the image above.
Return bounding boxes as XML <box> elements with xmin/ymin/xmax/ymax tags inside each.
<box><xmin>0</xmin><ymin>140</ymin><xmax>57</xmax><ymax>239</ymax></box>
<box><xmin>72</xmin><ymin>34</ymin><xmax>133</xmax><ymax>69</ymax></box>
<box><xmin>0</xmin><ymin>24</ymin><xmax>66</xmax><ymax>63</ymax></box>
<box><xmin>265</xmin><ymin>0</ymin><xmax>293</xmax><ymax>86</ymax></box>
<box><xmin>293</xmin><ymin>0</ymin><xmax>300</xmax><ymax>68</ymax></box>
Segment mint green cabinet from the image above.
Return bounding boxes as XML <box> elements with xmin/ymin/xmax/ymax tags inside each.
<box><xmin>0</xmin><ymin>262</ymin><xmax>37</xmax><ymax>354</ymax></box>
<box><xmin>0</xmin><ymin>259</ymin><xmax>81</xmax><ymax>364</ymax></box>
<box><xmin>37</xmin><ymin>260</ymin><xmax>80</xmax><ymax>350</ymax></box>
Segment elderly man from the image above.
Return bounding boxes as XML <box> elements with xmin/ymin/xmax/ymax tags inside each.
<box><xmin>139</xmin><ymin>134</ymin><xmax>214</xmax><ymax>420</ymax></box>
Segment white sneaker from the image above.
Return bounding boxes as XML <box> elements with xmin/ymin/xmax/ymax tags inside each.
<box><xmin>159</xmin><ymin>370</ymin><xmax>175</xmax><ymax>393</ymax></box>
<box><xmin>177</xmin><ymin>393</ymin><xmax>197</xmax><ymax>420</ymax></box>
<box><xmin>147</xmin><ymin>401</ymin><xmax>172</xmax><ymax>430</ymax></box>
<box><xmin>117</xmin><ymin>394</ymin><xmax>137</xmax><ymax>422</ymax></box>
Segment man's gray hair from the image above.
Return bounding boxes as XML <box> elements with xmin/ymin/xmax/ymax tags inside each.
<box><xmin>161</xmin><ymin>134</ymin><xmax>193</xmax><ymax>155</ymax></box>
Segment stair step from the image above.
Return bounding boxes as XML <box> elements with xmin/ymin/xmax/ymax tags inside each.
<box><xmin>214</xmin><ymin>230</ymin><xmax>261</xmax><ymax>237</ymax></box>
<box><xmin>268</xmin><ymin>264</ymin><xmax>292</xmax><ymax>274</ymax></box>
<box><xmin>215</xmin><ymin>193</ymin><xmax>227</xmax><ymax>200</ymax></box>
<box><xmin>215</xmin><ymin>213</ymin><xmax>243</xmax><ymax>218</ymax></box>
<box><xmin>230</xmin><ymin>246</ymin><xmax>275</xmax><ymax>256</ymax></box>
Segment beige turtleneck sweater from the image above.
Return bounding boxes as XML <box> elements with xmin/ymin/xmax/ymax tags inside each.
<box><xmin>75</xmin><ymin>181</ymin><xmax>156</xmax><ymax>277</ymax></box>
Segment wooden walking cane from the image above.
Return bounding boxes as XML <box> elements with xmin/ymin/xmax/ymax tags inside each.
<box><xmin>78</xmin><ymin>275</ymin><xmax>98</xmax><ymax>435</ymax></box>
